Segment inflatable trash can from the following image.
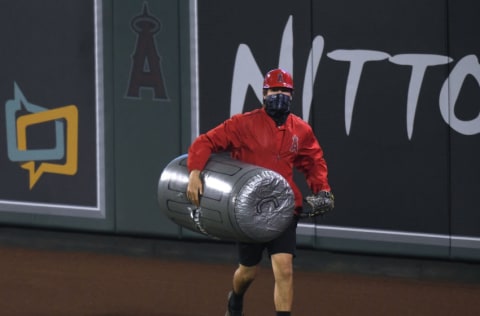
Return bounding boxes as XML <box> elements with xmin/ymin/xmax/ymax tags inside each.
<box><xmin>157</xmin><ymin>154</ymin><xmax>295</xmax><ymax>243</ymax></box>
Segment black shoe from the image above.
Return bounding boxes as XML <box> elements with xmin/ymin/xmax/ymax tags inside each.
<box><xmin>225</xmin><ymin>291</ymin><xmax>244</xmax><ymax>316</ymax></box>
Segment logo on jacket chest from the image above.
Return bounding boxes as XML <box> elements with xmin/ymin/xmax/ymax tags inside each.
<box><xmin>289</xmin><ymin>135</ymin><xmax>299</xmax><ymax>153</ymax></box>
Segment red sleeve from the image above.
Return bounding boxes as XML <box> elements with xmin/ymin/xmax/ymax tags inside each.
<box><xmin>187</xmin><ymin>115</ymin><xmax>242</xmax><ymax>172</ymax></box>
<box><xmin>294</xmin><ymin>126</ymin><xmax>331</xmax><ymax>193</ymax></box>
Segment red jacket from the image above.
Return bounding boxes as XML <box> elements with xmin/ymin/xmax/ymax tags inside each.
<box><xmin>187</xmin><ymin>108</ymin><xmax>331</xmax><ymax>208</ymax></box>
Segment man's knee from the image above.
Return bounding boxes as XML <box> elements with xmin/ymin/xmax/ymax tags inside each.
<box><xmin>236</xmin><ymin>264</ymin><xmax>257</xmax><ymax>281</ymax></box>
<box><xmin>271</xmin><ymin>254</ymin><xmax>293</xmax><ymax>281</ymax></box>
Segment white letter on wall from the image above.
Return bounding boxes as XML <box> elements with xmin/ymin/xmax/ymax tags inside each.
<box><xmin>390</xmin><ymin>54</ymin><xmax>452</xmax><ymax>139</ymax></box>
<box><xmin>440</xmin><ymin>54</ymin><xmax>480</xmax><ymax>135</ymax></box>
<box><xmin>327</xmin><ymin>50</ymin><xmax>390</xmax><ymax>135</ymax></box>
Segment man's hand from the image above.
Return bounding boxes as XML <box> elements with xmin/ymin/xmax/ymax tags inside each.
<box><xmin>304</xmin><ymin>191</ymin><xmax>335</xmax><ymax>217</ymax></box>
<box><xmin>186</xmin><ymin>170</ymin><xmax>203</xmax><ymax>207</ymax></box>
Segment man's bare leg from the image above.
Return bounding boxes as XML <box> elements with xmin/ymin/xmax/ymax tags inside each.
<box><xmin>271</xmin><ymin>253</ymin><xmax>294</xmax><ymax>312</ymax></box>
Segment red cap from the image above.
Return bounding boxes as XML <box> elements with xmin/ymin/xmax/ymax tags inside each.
<box><xmin>263</xmin><ymin>68</ymin><xmax>294</xmax><ymax>90</ymax></box>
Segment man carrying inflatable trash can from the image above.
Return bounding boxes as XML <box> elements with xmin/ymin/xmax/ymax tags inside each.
<box><xmin>186</xmin><ymin>68</ymin><xmax>334</xmax><ymax>316</ymax></box>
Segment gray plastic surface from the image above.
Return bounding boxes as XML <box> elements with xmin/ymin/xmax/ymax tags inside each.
<box><xmin>157</xmin><ymin>154</ymin><xmax>294</xmax><ymax>242</ymax></box>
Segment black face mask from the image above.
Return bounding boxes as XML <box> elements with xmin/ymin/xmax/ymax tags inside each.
<box><xmin>264</xmin><ymin>93</ymin><xmax>291</xmax><ymax>126</ymax></box>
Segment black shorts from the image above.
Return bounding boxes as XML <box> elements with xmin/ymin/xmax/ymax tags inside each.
<box><xmin>237</xmin><ymin>216</ymin><xmax>299</xmax><ymax>267</ymax></box>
